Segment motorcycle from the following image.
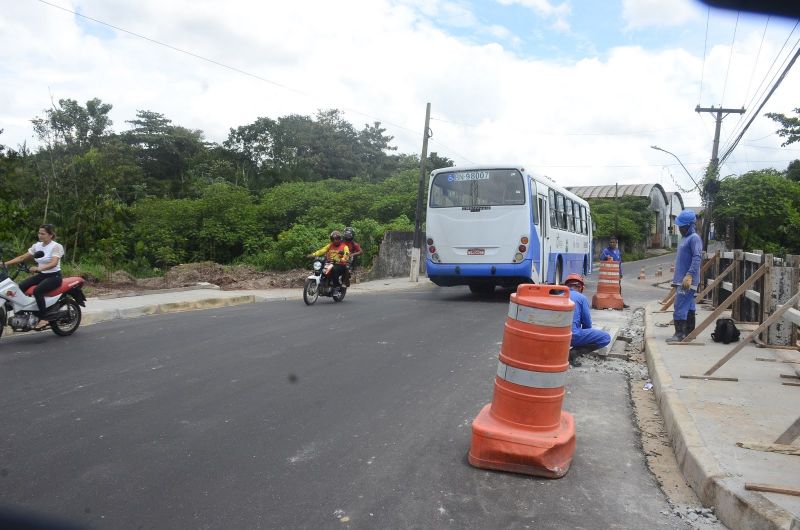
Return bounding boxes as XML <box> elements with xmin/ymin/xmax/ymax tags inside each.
<box><xmin>0</xmin><ymin>248</ymin><xmax>86</xmax><ymax>338</ymax></box>
<box><xmin>303</xmin><ymin>256</ymin><xmax>347</xmax><ymax>305</ymax></box>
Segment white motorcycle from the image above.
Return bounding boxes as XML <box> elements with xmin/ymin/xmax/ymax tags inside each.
<box><xmin>0</xmin><ymin>249</ymin><xmax>86</xmax><ymax>338</ymax></box>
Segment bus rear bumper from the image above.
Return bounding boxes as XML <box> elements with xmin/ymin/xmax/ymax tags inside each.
<box><xmin>426</xmin><ymin>259</ymin><xmax>533</xmax><ymax>287</ymax></box>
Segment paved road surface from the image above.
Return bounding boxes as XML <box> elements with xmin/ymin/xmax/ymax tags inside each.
<box><xmin>1</xmin><ymin>287</ymin><xmax>685</xmax><ymax>529</ymax></box>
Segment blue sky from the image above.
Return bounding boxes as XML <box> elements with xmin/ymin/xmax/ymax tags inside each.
<box><xmin>1</xmin><ymin>0</ymin><xmax>799</xmax><ymax>205</ymax></box>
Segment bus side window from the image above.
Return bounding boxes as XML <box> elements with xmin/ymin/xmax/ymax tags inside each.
<box><xmin>580</xmin><ymin>206</ymin><xmax>587</xmax><ymax>234</ymax></box>
<box><xmin>556</xmin><ymin>193</ymin><xmax>566</xmax><ymax>229</ymax></box>
<box><xmin>531</xmin><ymin>181</ymin><xmax>538</xmax><ymax>225</ymax></box>
<box><xmin>565</xmin><ymin>199</ymin><xmax>574</xmax><ymax>231</ymax></box>
<box><xmin>549</xmin><ymin>189</ymin><xmax>557</xmax><ymax>228</ymax></box>
<box><xmin>573</xmin><ymin>202</ymin><xmax>581</xmax><ymax>233</ymax></box>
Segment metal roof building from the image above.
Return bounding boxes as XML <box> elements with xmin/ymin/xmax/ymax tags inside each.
<box><xmin>567</xmin><ymin>183</ymin><xmax>683</xmax><ymax>249</ymax></box>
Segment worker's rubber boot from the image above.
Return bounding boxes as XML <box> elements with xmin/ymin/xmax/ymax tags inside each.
<box><xmin>666</xmin><ymin>320</ymin><xmax>687</xmax><ymax>343</ymax></box>
<box><xmin>568</xmin><ymin>348</ymin><xmax>582</xmax><ymax>367</ymax></box>
<box><xmin>686</xmin><ymin>311</ymin><xmax>696</xmax><ymax>334</ymax></box>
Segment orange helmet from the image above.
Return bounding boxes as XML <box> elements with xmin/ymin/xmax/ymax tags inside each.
<box><xmin>564</xmin><ymin>273</ymin><xmax>584</xmax><ymax>289</ymax></box>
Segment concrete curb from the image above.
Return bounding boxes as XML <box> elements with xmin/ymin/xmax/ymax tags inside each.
<box><xmin>643</xmin><ymin>303</ymin><xmax>800</xmax><ymax>530</ymax></box>
<box><xmin>82</xmin><ymin>295</ymin><xmax>259</xmax><ymax>326</ymax></box>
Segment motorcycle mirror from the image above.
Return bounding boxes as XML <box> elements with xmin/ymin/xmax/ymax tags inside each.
<box><xmin>33</xmin><ymin>251</ymin><xmax>45</xmax><ymax>258</ymax></box>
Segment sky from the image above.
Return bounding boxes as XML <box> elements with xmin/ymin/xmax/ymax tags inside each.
<box><xmin>2</xmin><ymin>0</ymin><xmax>800</xmax><ymax>205</ymax></box>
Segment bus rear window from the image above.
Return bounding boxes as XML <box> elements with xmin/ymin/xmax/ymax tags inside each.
<box><xmin>429</xmin><ymin>169</ymin><xmax>525</xmax><ymax>208</ymax></box>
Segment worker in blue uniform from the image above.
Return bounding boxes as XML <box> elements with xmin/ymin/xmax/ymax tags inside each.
<box><xmin>564</xmin><ymin>273</ymin><xmax>612</xmax><ymax>367</ymax></box>
<box><xmin>668</xmin><ymin>209</ymin><xmax>703</xmax><ymax>342</ymax></box>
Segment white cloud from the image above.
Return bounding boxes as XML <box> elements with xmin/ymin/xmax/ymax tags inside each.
<box><xmin>622</xmin><ymin>0</ymin><xmax>702</xmax><ymax>29</ymax></box>
<box><xmin>1</xmin><ymin>0</ymin><xmax>798</xmax><ymax>208</ymax></box>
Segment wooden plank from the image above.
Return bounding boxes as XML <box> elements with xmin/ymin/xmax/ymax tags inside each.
<box><xmin>745</xmin><ymin>289</ymin><xmax>761</xmax><ymax>303</ymax></box>
<box><xmin>683</xmin><ymin>263</ymin><xmax>767</xmax><ymax>344</ymax></box>
<box><xmin>776</xmin><ymin>416</ymin><xmax>800</xmax><ymax>445</ymax></box>
<box><xmin>780</xmin><ymin>374</ymin><xmax>800</xmax><ymax>380</ymax></box>
<box><xmin>679</xmin><ymin>375</ymin><xmax>739</xmax><ymax>382</ymax></box>
<box><xmin>660</xmin><ymin>289</ymin><xmax>677</xmax><ymax>311</ymax></box>
<box><xmin>722</xmin><ymin>281</ymin><xmax>733</xmax><ymax>291</ymax></box>
<box><xmin>703</xmin><ymin>288</ymin><xmax>800</xmax><ymax>376</ymax></box>
<box><xmin>783</xmin><ymin>382</ymin><xmax>800</xmax><ymax>387</ymax></box>
<box><xmin>736</xmin><ymin>442</ymin><xmax>800</xmax><ymax>455</ymax></box>
<box><xmin>744</xmin><ymin>252</ymin><xmax>764</xmax><ymax>263</ymax></box>
<box><xmin>745</xmin><ymin>483</ymin><xmax>800</xmax><ymax>497</ymax></box>
<box><xmin>755</xmin><ymin>357</ymin><xmax>800</xmax><ymax>364</ymax></box>
<box><xmin>722</xmin><ymin>251</ymin><xmax>734</xmax><ymax>259</ymax></box>
<box><xmin>785</xmin><ymin>307</ymin><xmax>800</xmax><ymax>328</ymax></box>
<box><xmin>694</xmin><ymin>260</ymin><xmax>737</xmax><ymax>303</ymax></box>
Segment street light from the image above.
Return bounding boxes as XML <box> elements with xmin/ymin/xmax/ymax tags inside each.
<box><xmin>650</xmin><ymin>145</ymin><xmax>701</xmax><ymax>191</ymax></box>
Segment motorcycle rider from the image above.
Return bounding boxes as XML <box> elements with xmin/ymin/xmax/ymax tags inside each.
<box><xmin>1</xmin><ymin>224</ymin><xmax>65</xmax><ymax>330</ymax></box>
<box><xmin>309</xmin><ymin>230</ymin><xmax>350</xmax><ymax>294</ymax></box>
<box><xmin>342</xmin><ymin>227</ymin><xmax>362</xmax><ymax>287</ymax></box>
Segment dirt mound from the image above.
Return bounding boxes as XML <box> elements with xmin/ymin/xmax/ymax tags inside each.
<box><xmin>89</xmin><ymin>262</ymin><xmax>352</xmax><ymax>297</ymax></box>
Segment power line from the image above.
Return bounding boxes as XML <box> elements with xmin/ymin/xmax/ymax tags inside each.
<box><xmin>719</xmin><ymin>41</ymin><xmax>800</xmax><ymax>165</ymax></box>
<box><xmin>698</xmin><ymin>6</ymin><xmax>711</xmax><ymax>104</ymax></box>
<box><xmin>34</xmin><ymin>0</ymin><xmax>422</xmax><ymax>138</ymax></box>
<box><xmin>429</xmin><ymin>117</ymin><xmax>688</xmax><ymax>137</ymax></box>
<box><xmin>720</xmin><ymin>20</ymin><xmax>800</xmax><ymax>154</ymax></box>
<box><xmin>720</xmin><ymin>11</ymin><xmax>740</xmax><ymax>105</ymax></box>
<box><xmin>743</xmin><ymin>16</ymin><xmax>770</xmax><ymax>108</ymax></box>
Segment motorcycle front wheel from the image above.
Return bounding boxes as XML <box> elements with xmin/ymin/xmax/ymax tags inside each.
<box><xmin>303</xmin><ymin>279</ymin><xmax>319</xmax><ymax>305</ymax></box>
<box><xmin>333</xmin><ymin>286</ymin><xmax>346</xmax><ymax>303</ymax></box>
<box><xmin>51</xmin><ymin>297</ymin><xmax>81</xmax><ymax>336</ymax></box>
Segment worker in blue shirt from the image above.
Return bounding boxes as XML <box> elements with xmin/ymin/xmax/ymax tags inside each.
<box><xmin>668</xmin><ymin>210</ymin><xmax>703</xmax><ymax>342</ymax></box>
<box><xmin>599</xmin><ymin>236</ymin><xmax>622</xmax><ymax>269</ymax></box>
<box><xmin>564</xmin><ymin>273</ymin><xmax>612</xmax><ymax>367</ymax></box>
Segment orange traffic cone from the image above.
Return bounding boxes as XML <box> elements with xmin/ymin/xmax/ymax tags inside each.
<box><xmin>670</xmin><ymin>264</ymin><xmax>675</xmax><ymax>273</ymax></box>
<box><xmin>638</xmin><ymin>267</ymin><xmax>646</xmax><ymax>280</ymax></box>
<box><xmin>655</xmin><ymin>266</ymin><xmax>663</xmax><ymax>278</ymax></box>
<box><xmin>592</xmin><ymin>261</ymin><xmax>625</xmax><ymax>309</ymax></box>
<box><xmin>469</xmin><ymin>284</ymin><xmax>576</xmax><ymax>478</ymax></box>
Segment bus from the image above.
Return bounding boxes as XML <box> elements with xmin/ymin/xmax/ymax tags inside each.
<box><xmin>425</xmin><ymin>165</ymin><xmax>592</xmax><ymax>294</ymax></box>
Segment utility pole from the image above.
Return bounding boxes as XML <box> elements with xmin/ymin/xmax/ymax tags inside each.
<box><xmin>410</xmin><ymin>102</ymin><xmax>432</xmax><ymax>282</ymax></box>
<box><xmin>694</xmin><ymin>105</ymin><xmax>745</xmax><ymax>249</ymax></box>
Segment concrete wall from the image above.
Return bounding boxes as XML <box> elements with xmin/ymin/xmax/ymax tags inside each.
<box><xmin>366</xmin><ymin>231</ymin><xmax>425</xmax><ymax>280</ymax></box>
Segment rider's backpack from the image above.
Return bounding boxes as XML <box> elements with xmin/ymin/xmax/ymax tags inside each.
<box><xmin>711</xmin><ymin>318</ymin><xmax>740</xmax><ymax>344</ymax></box>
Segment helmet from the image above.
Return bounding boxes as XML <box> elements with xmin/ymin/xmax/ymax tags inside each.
<box><xmin>330</xmin><ymin>230</ymin><xmax>342</xmax><ymax>241</ymax></box>
<box><xmin>343</xmin><ymin>227</ymin><xmax>355</xmax><ymax>241</ymax></box>
<box><xmin>564</xmin><ymin>273</ymin><xmax>584</xmax><ymax>289</ymax></box>
<box><xmin>676</xmin><ymin>210</ymin><xmax>696</xmax><ymax>227</ymax></box>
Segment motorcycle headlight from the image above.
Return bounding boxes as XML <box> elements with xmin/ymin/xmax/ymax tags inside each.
<box><xmin>313</xmin><ymin>261</ymin><xmax>322</xmax><ymax>271</ymax></box>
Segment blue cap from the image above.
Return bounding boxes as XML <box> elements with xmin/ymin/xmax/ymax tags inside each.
<box><xmin>676</xmin><ymin>210</ymin><xmax>696</xmax><ymax>227</ymax></box>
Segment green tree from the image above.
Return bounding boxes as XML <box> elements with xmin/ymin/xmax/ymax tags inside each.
<box><xmin>588</xmin><ymin>196</ymin><xmax>652</xmax><ymax>246</ymax></box>
<box><xmin>713</xmin><ymin>168</ymin><xmax>800</xmax><ymax>254</ymax></box>
<box><xmin>766</xmin><ymin>108</ymin><xmax>800</xmax><ymax>146</ymax></box>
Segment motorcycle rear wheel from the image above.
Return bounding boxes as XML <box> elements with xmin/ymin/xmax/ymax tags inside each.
<box><xmin>51</xmin><ymin>298</ymin><xmax>81</xmax><ymax>336</ymax></box>
<box><xmin>303</xmin><ymin>279</ymin><xmax>319</xmax><ymax>305</ymax></box>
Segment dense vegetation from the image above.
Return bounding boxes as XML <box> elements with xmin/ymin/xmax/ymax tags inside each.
<box><xmin>0</xmin><ymin>98</ymin><xmax>453</xmax><ymax>275</ymax></box>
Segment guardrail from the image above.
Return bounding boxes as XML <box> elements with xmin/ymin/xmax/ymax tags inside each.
<box><xmin>661</xmin><ymin>249</ymin><xmax>800</xmax><ymax>348</ymax></box>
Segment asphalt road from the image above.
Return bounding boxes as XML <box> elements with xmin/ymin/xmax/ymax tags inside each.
<box><xmin>1</xmin><ymin>286</ymin><xmax>685</xmax><ymax>529</ymax></box>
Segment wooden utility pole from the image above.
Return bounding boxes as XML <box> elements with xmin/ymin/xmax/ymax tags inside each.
<box><xmin>410</xmin><ymin>103</ymin><xmax>432</xmax><ymax>282</ymax></box>
<box><xmin>695</xmin><ymin>105</ymin><xmax>745</xmax><ymax>249</ymax></box>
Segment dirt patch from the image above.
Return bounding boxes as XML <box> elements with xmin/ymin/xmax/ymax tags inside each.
<box><xmin>83</xmin><ymin>262</ymin><xmax>364</xmax><ymax>298</ymax></box>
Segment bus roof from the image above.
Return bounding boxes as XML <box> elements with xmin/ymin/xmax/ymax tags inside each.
<box><xmin>430</xmin><ymin>165</ymin><xmax>589</xmax><ymax>208</ymax></box>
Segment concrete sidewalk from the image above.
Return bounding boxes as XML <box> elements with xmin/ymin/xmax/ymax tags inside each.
<box><xmin>645</xmin><ymin>303</ymin><xmax>800</xmax><ymax>529</ymax></box>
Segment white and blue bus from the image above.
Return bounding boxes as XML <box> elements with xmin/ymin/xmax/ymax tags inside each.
<box><xmin>425</xmin><ymin>165</ymin><xmax>592</xmax><ymax>294</ymax></box>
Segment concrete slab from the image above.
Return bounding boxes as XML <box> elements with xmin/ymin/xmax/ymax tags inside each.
<box><xmin>646</xmin><ymin>303</ymin><xmax>800</xmax><ymax>530</ymax></box>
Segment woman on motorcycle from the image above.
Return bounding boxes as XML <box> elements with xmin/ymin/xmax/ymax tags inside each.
<box><xmin>309</xmin><ymin>231</ymin><xmax>350</xmax><ymax>292</ymax></box>
<box><xmin>1</xmin><ymin>224</ymin><xmax>65</xmax><ymax>330</ymax></box>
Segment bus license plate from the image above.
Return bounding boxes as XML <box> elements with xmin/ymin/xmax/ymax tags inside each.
<box><xmin>467</xmin><ymin>248</ymin><xmax>485</xmax><ymax>255</ymax></box>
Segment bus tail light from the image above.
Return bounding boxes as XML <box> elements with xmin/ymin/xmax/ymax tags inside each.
<box><xmin>431</xmin><ymin>253</ymin><xmax>441</xmax><ymax>262</ymax></box>
<box><xmin>513</xmin><ymin>252</ymin><xmax>524</xmax><ymax>263</ymax></box>
<box><xmin>520</xmin><ymin>236</ymin><xmax>529</xmax><ymax>244</ymax></box>
<box><xmin>426</xmin><ymin>237</ymin><xmax>434</xmax><ymax>246</ymax></box>
<box><xmin>429</xmin><ymin>246</ymin><xmax>436</xmax><ymax>254</ymax></box>
<box><xmin>518</xmin><ymin>244</ymin><xmax>527</xmax><ymax>253</ymax></box>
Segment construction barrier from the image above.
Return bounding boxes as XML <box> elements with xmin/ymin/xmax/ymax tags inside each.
<box><xmin>469</xmin><ymin>284</ymin><xmax>576</xmax><ymax>478</ymax></box>
<box><xmin>592</xmin><ymin>261</ymin><xmax>625</xmax><ymax>310</ymax></box>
